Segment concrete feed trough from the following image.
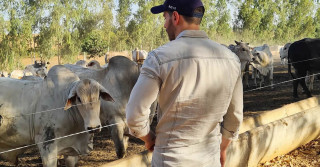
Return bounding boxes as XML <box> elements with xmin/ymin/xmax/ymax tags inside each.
<box><xmin>101</xmin><ymin>96</ymin><xmax>320</xmax><ymax>167</ymax></box>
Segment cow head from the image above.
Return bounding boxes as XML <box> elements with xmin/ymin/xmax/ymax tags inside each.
<box><xmin>75</xmin><ymin>60</ymin><xmax>87</xmax><ymax>67</ymax></box>
<box><xmin>251</xmin><ymin>50</ymin><xmax>270</xmax><ymax>67</ymax></box>
<box><xmin>86</xmin><ymin>60</ymin><xmax>101</xmax><ymax>69</ymax></box>
<box><xmin>32</xmin><ymin>60</ymin><xmax>49</xmax><ymax>78</ymax></box>
<box><xmin>64</xmin><ymin>79</ymin><xmax>114</xmax><ymax>134</ymax></box>
<box><xmin>132</xmin><ymin>49</ymin><xmax>148</xmax><ymax>65</ymax></box>
<box><xmin>35</xmin><ymin>67</ymin><xmax>48</xmax><ymax>78</ymax></box>
<box><xmin>233</xmin><ymin>40</ymin><xmax>253</xmax><ymax>62</ymax></box>
<box><xmin>280</xmin><ymin>43</ymin><xmax>291</xmax><ymax>65</ymax></box>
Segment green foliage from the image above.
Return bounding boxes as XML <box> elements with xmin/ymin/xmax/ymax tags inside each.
<box><xmin>201</xmin><ymin>0</ymin><xmax>218</xmax><ymax>38</ymax></box>
<box><xmin>127</xmin><ymin>0</ymin><xmax>167</xmax><ymax>51</ymax></box>
<box><xmin>81</xmin><ymin>30</ymin><xmax>108</xmax><ymax>58</ymax></box>
<box><xmin>214</xmin><ymin>0</ymin><xmax>233</xmax><ymax>43</ymax></box>
<box><xmin>315</xmin><ymin>7</ymin><xmax>320</xmax><ymax>38</ymax></box>
<box><xmin>1</xmin><ymin>0</ymin><xmax>320</xmax><ymax>70</ymax></box>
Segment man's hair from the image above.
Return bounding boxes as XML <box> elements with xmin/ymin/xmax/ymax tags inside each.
<box><xmin>168</xmin><ymin>7</ymin><xmax>204</xmax><ymax>25</ymax></box>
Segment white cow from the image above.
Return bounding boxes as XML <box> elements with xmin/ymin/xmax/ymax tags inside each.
<box><xmin>9</xmin><ymin>70</ymin><xmax>32</xmax><ymax>79</ymax></box>
<box><xmin>0</xmin><ymin>71</ymin><xmax>8</xmax><ymax>77</ymax></box>
<box><xmin>279</xmin><ymin>43</ymin><xmax>291</xmax><ymax>65</ymax></box>
<box><xmin>21</xmin><ymin>75</ymin><xmax>44</xmax><ymax>81</ymax></box>
<box><xmin>75</xmin><ymin>60</ymin><xmax>87</xmax><ymax>67</ymax></box>
<box><xmin>64</xmin><ymin>56</ymin><xmax>157</xmax><ymax>159</ymax></box>
<box><xmin>23</xmin><ymin>60</ymin><xmax>49</xmax><ymax>78</ymax></box>
<box><xmin>132</xmin><ymin>49</ymin><xmax>148</xmax><ymax>67</ymax></box>
<box><xmin>251</xmin><ymin>44</ymin><xmax>274</xmax><ymax>88</ymax></box>
<box><xmin>228</xmin><ymin>41</ymin><xmax>253</xmax><ymax>88</ymax></box>
<box><xmin>0</xmin><ymin>65</ymin><xmax>114</xmax><ymax>167</ymax></box>
<box><xmin>86</xmin><ymin>60</ymin><xmax>103</xmax><ymax>69</ymax></box>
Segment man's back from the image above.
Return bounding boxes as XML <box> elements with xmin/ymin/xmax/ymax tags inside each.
<box><xmin>145</xmin><ymin>30</ymin><xmax>242</xmax><ymax>148</ymax></box>
<box><xmin>127</xmin><ymin>1</ymin><xmax>243</xmax><ymax>166</ymax></box>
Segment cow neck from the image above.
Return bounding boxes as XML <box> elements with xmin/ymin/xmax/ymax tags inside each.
<box><xmin>136</xmin><ymin>50</ymin><xmax>140</xmax><ymax>62</ymax></box>
<box><xmin>66</xmin><ymin>104</ymin><xmax>83</xmax><ymax>129</ymax></box>
<box><xmin>29</xmin><ymin>81</ymin><xmax>44</xmax><ymax>143</ymax></box>
<box><xmin>28</xmin><ymin>104</ymin><xmax>36</xmax><ymax>143</ymax></box>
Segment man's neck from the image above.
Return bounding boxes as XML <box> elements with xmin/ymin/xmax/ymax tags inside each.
<box><xmin>175</xmin><ymin>24</ymin><xmax>200</xmax><ymax>39</ymax></box>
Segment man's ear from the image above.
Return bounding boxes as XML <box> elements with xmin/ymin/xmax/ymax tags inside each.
<box><xmin>172</xmin><ymin>11</ymin><xmax>180</xmax><ymax>25</ymax></box>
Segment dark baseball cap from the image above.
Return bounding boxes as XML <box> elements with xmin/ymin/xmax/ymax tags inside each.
<box><xmin>151</xmin><ymin>0</ymin><xmax>204</xmax><ymax>18</ymax></box>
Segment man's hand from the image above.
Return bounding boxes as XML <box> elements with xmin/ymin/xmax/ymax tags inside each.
<box><xmin>139</xmin><ymin>131</ymin><xmax>156</xmax><ymax>152</ymax></box>
<box><xmin>220</xmin><ymin>136</ymin><xmax>231</xmax><ymax>167</ymax></box>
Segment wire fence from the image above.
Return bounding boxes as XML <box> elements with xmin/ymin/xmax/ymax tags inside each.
<box><xmin>242</xmin><ymin>56</ymin><xmax>320</xmax><ymax>75</ymax></box>
<box><xmin>1</xmin><ymin>56</ymin><xmax>320</xmax><ymax>164</ymax></box>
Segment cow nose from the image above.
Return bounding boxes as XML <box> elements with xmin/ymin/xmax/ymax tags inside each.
<box><xmin>87</xmin><ymin>125</ymin><xmax>101</xmax><ymax>134</ymax></box>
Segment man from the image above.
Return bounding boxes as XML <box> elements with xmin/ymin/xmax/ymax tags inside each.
<box><xmin>126</xmin><ymin>0</ymin><xmax>243</xmax><ymax>166</ymax></box>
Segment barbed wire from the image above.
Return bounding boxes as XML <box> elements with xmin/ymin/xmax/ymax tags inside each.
<box><xmin>245</xmin><ymin>56</ymin><xmax>320</xmax><ymax>73</ymax></box>
<box><xmin>1</xmin><ymin>101</ymin><xmax>99</xmax><ymax>119</ymax></box>
<box><xmin>244</xmin><ymin>72</ymin><xmax>320</xmax><ymax>93</ymax></box>
<box><xmin>1</xmin><ymin>57</ymin><xmax>320</xmax><ymax>160</ymax></box>
<box><xmin>0</xmin><ymin>122</ymin><xmax>118</xmax><ymax>155</ymax></box>
<box><xmin>3</xmin><ymin>56</ymin><xmax>320</xmax><ymax>79</ymax></box>
<box><xmin>0</xmin><ymin>70</ymin><xmax>317</xmax><ymax>156</ymax></box>
<box><xmin>0</xmin><ymin>112</ymin><xmax>158</xmax><ymax>156</ymax></box>
<box><xmin>5</xmin><ymin>70</ymin><xmax>315</xmax><ymax>119</ymax></box>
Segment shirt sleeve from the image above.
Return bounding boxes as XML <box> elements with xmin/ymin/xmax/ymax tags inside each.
<box><xmin>221</xmin><ymin>73</ymin><xmax>243</xmax><ymax>140</ymax></box>
<box><xmin>126</xmin><ymin>53</ymin><xmax>161</xmax><ymax>138</ymax></box>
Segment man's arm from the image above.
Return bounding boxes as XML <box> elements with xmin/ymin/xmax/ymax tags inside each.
<box><xmin>220</xmin><ymin>73</ymin><xmax>243</xmax><ymax>166</ymax></box>
<box><xmin>126</xmin><ymin>55</ymin><xmax>161</xmax><ymax>151</ymax></box>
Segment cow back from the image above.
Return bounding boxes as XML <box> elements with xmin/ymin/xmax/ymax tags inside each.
<box><xmin>289</xmin><ymin>38</ymin><xmax>320</xmax><ymax>72</ymax></box>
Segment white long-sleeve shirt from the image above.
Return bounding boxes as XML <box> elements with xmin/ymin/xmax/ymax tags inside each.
<box><xmin>126</xmin><ymin>30</ymin><xmax>243</xmax><ymax>167</ymax></box>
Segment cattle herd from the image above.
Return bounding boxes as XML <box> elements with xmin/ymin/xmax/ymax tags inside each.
<box><xmin>0</xmin><ymin>40</ymin><xmax>319</xmax><ymax>166</ymax></box>
<box><xmin>226</xmin><ymin>38</ymin><xmax>320</xmax><ymax>98</ymax></box>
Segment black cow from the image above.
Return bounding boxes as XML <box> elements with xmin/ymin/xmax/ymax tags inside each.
<box><xmin>288</xmin><ymin>38</ymin><xmax>320</xmax><ymax>98</ymax></box>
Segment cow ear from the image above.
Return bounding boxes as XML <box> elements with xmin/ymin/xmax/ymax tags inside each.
<box><xmin>235</xmin><ymin>40</ymin><xmax>240</xmax><ymax>45</ymax></box>
<box><xmin>64</xmin><ymin>96</ymin><xmax>76</xmax><ymax>110</ymax></box>
<box><xmin>64</xmin><ymin>85</ymin><xmax>77</xmax><ymax>110</ymax></box>
<box><xmin>87</xmin><ymin>62</ymin><xmax>93</xmax><ymax>67</ymax></box>
<box><xmin>99</xmin><ymin>85</ymin><xmax>115</xmax><ymax>102</ymax></box>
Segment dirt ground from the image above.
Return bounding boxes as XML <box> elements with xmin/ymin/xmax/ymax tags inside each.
<box><xmin>1</xmin><ymin>55</ymin><xmax>320</xmax><ymax>166</ymax></box>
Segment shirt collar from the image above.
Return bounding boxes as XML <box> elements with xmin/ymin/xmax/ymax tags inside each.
<box><xmin>176</xmin><ymin>30</ymin><xmax>209</xmax><ymax>39</ymax></box>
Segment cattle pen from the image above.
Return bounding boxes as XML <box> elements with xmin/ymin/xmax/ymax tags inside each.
<box><xmin>1</xmin><ymin>49</ymin><xmax>320</xmax><ymax>166</ymax></box>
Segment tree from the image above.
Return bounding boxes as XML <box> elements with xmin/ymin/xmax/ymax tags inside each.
<box><xmin>274</xmin><ymin>0</ymin><xmax>292</xmax><ymax>43</ymax></box>
<box><xmin>100</xmin><ymin>0</ymin><xmax>115</xmax><ymax>52</ymax></box>
<box><xmin>286</xmin><ymin>0</ymin><xmax>315</xmax><ymax>40</ymax></box>
<box><xmin>81</xmin><ymin>30</ymin><xmax>108</xmax><ymax>58</ymax></box>
<box><xmin>236</xmin><ymin>0</ymin><xmax>263</xmax><ymax>43</ymax></box>
<box><xmin>255</xmin><ymin>0</ymin><xmax>277</xmax><ymax>43</ymax></box>
<box><xmin>315</xmin><ymin>6</ymin><xmax>320</xmax><ymax>38</ymax></box>
<box><xmin>0</xmin><ymin>1</ymin><xmax>29</xmax><ymax>71</ymax></box>
<box><xmin>128</xmin><ymin>0</ymin><xmax>165</xmax><ymax>51</ymax></box>
<box><xmin>215</xmin><ymin>0</ymin><xmax>233</xmax><ymax>43</ymax></box>
<box><xmin>201</xmin><ymin>0</ymin><xmax>218</xmax><ymax>39</ymax></box>
<box><xmin>116</xmin><ymin>0</ymin><xmax>131</xmax><ymax>51</ymax></box>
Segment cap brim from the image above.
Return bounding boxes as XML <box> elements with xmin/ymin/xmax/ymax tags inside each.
<box><xmin>151</xmin><ymin>5</ymin><xmax>166</xmax><ymax>14</ymax></box>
